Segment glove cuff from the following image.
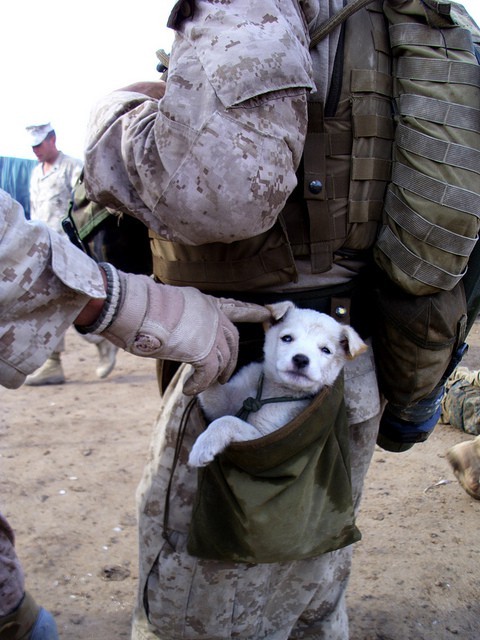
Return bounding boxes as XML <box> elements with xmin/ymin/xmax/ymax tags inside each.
<box><xmin>76</xmin><ymin>263</ymin><xmax>122</xmax><ymax>335</ymax></box>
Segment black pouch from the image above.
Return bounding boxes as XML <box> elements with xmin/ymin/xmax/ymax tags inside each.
<box><xmin>372</xmin><ymin>275</ymin><xmax>467</xmax><ymax>406</ymax></box>
<box><xmin>186</xmin><ymin>374</ymin><xmax>361</xmax><ymax>564</ymax></box>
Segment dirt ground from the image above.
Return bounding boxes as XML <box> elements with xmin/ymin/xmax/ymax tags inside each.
<box><xmin>1</xmin><ymin>323</ymin><xmax>479</xmax><ymax>640</ymax></box>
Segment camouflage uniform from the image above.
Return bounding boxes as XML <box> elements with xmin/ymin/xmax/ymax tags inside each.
<box><xmin>29</xmin><ymin>151</ymin><xmax>82</xmax><ymax>235</ymax></box>
<box><xmin>0</xmin><ymin>188</ymin><xmax>105</xmax><ymax>389</ymax></box>
<box><xmin>0</xmin><ymin>514</ymin><xmax>23</xmax><ymax>616</ymax></box>
<box><xmin>0</xmin><ymin>188</ymin><xmax>103</xmax><ymax>632</ymax></box>
<box><xmin>28</xmin><ymin>150</ymin><xmax>83</xmax><ymax>358</ymax></box>
<box><xmin>441</xmin><ymin>366</ymin><xmax>480</xmax><ymax>435</ymax></box>
<box><xmin>83</xmin><ymin>1</ymin><xmax>383</xmax><ymax>638</ymax></box>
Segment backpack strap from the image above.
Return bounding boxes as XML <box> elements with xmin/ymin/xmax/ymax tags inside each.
<box><xmin>309</xmin><ymin>0</ymin><xmax>378</xmax><ymax>47</ymax></box>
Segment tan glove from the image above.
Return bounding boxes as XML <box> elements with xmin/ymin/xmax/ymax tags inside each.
<box><xmin>78</xmin><ymin>263</ymin><xmax>270</xmax><ymax>395</ymax></box>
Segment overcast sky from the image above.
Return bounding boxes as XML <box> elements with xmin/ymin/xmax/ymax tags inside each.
<box><xmin>1</xmin><ymin>1</ymin><xmax>175</xmax><ymax>160</ymax></box>
<box><xmin>2</xmin><ymin>0</ymin><xmax>479</xmax><ymax>161</ymax></box>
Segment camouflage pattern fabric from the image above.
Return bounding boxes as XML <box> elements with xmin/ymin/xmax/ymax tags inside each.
<box><xmin>441</xmin><ymin>367</ymin><xmax>480</xmax><ymax>435</ymax></box>
<box><xmin>0</xmin><ymin>513</ymin><xmax>24</xmax><ymax>616</ymax></box>
<box><xmin>84</xmin><ymin>0</ymin><xmax>315</xmax><ymax>246</ymax></box>
<box><xmin>29</xmin><ymin>151</ymin><xmax>82</xmax><ymax>234</ymax></box>
<box><xmin>0</xmin><ymin>189</ymin><xmax>105</xmax><ymax>389</ymax></box>
<box><xmin>132</xmin><ymin>345</ymin><xmax>381</xmax><ymax>640</ymax></box>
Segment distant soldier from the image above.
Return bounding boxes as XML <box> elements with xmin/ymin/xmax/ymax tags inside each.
<box><xmin>24</xmin><ymin>122</ymin><xmax>118</xmax><ymax>384</ymax></box>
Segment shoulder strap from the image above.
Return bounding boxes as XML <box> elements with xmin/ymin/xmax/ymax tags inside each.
<box><xmin>309</xmin><ymin>0</ymin><xmax>377</xmax><ymax>48</ymax></box>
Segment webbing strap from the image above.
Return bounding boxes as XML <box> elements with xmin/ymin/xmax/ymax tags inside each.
<box><xmin>307</xmin><ymin>201</ymin><xmax>336</xmax><ymax>273</ymax></box>
<box><xmin>399</xmin><ymin>94</ymin><xmax>479</xmax><ymax>132</ymax></box>
<box><xmin>396</xmin><ymin>122</ymin><xmax>480</xmax><ymax>171</ymax></box>
<box><xmin>351</xmin><ymin>69</ymin><xmax>392</xmax><ymax>95</ymax></box>
<box><xmin>304</xmin><ymin>101</ymin><xmax>334</xmax><ymax>273</ymax></box>
<box><xmin>384</xmin><ymin>189</ymin><xmax>477</xmax><ymax>256</ymax></box>
<box><xmin>396</xmin><ymin>57</ymin><xmax>480</xmax><ymax>85</ymax></box>
<box><xmin>351</xmin><ymin>157</ymin><xmax>391</xmax><ymax>181</ymax></box>
<box><xmin>349</xmin><ymin>199</ymin><xmax>384</xmax><ymax>223</ymax></box>
<box><xmin>393</xmin><ymin>163</ymin><xmax>480</xmax><ymax>217</ymax></box>
<box><xmin>376</xmin><ymin>225</ymin><xmax>467</xmax><ymax>289</ymax></box>
<box><xmin>354</xmin><ymin>113</ymin><xmax>394</xmax><ymax>138</ymax></box>
<box><xmin>151</xmin><ymin>243</ymin><xmax>295</xmax><ymax>285</ymax></box>
<box><xmin>309</xmin><ymin>0</ymin><xmax>378</xmax><ymax>48</ymax></box>
<box><xmin>389</xmin><ymin>23</ymin><xmax>475</xmax><ymax>51</ymax></box>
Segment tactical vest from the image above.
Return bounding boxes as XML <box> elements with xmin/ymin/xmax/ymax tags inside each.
<box><xmin>150</xmin><ymin>0</ymin><xmax>480</xmax><ymax>297</ymax></box>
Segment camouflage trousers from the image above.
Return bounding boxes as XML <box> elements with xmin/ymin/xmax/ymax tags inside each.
<box><xmin>132</xmin><ymin>344</ymin><xmax>382</xmax><ymax>640</ymax></box>
<box><xmin>0</xmin><ymin>513</ymin><xmax>24</xmax><ymax>616</ymax></box>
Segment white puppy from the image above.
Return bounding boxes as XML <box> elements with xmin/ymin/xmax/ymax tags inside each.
<box><xmin>188</xmin><ymin>301</ymin><xmax>367</xmax><ymax>467</ymax></box>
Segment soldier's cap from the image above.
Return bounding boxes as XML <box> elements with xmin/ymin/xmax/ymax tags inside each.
<box><xmin>26</xmin><ymin>122</ymin><xmax>54</xmax><ymax>147</ymax></box>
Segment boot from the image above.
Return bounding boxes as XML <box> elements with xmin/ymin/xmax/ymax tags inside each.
<box><xmin>24</xmin><ymin>354</ymin><xmax>65</xmax><ymax>386</ymax></box>
<box><xmin>0</xmin><ymin>592</ymin><xmax>58</xmax><ymax>640</ymax></box>
<box><xmin>95</xmin><ymin>339</ymin><xmax>118</xmax><ymax>379</ymax></box>
<box><xmin>446</xmin><ymin>435</ymin><xmax>480</xmax><ymax>500</ymax></box>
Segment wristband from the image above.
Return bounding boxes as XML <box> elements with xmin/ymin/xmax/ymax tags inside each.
<box><xmin>76</xmin><ymin>263</ymin><xmax>121</xmax><ymax>335</ymax></box>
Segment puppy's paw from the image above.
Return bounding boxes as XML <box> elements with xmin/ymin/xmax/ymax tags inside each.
<box><xmin>188</xmin><ymin>433</ymin><xmax>223</xmax><ymax>467</ymax></box>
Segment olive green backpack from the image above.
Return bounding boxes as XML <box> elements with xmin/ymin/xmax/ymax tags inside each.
<box><xmin>373</xmin><ymin>0</ymin><xmax>480</xmax><ymax>297</ymax></box>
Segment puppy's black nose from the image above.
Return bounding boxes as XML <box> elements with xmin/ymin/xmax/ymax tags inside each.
<box><xmin>292</xmin><ymin>354</ymin><xmax>309</xmax><ymax>369</ymax></box>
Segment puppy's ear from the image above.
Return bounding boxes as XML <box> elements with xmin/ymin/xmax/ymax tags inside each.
<box><xmin>263</xmin><ymin>301</ymin><xmax>295</xmax><ymax>329</ymax></box>
<box><xmin>340</xmin><ymin>326</ymin><xmax>368</xmax><ymax>359</ymax></box>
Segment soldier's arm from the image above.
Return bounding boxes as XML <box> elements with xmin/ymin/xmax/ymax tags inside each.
<box><xmin>0</xmin><ymin>190</ymin><xmax>268</xmax><ymax>393</ymax></box>
<box><xmin>83</xmin><ymin>0</ymin><xmax>314</xmax><ymax>246</ymax></box>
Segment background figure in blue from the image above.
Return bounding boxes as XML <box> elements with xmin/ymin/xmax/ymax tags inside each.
<box><xmin>0</xmin><ymin>156</ymin><xmax>36</xmax><ymax>219</ymax></box>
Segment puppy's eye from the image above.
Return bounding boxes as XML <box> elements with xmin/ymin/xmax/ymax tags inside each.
<box><xmin>320</xmin><ymin>346</ymin><xmax>331</xmax><ymax>355</ymax></box>
<box><xmin>281</xmin><ymin>335</ymin><xmax>293</xmax><ymax>343</ymax></box>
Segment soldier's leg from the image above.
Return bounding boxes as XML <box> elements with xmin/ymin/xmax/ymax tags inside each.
<box><xmin>0</xmin><ymin>513</ymin><xmax>59</xmax><ymax>639</ymax></box>
<box><xmin>288</xmin><ymin>346</ymin><xmax>382</xmax><ymax>640</ymax></box>
<box><xmin>288</xmin><ymin>412</ymin><xmax>381</xmax><ymax>640</ymax></box>
<box><xmin>132</xmin><ymin>353</ymin><xmax>381</xmax><ymax>640</ymax></box>
<box><xmin>24</xmin><ymin>336</ymin><xmax>66</xmax><ymax>386</ymax></box>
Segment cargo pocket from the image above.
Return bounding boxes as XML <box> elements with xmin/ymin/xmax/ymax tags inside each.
<box><xmin>187</xmin><ymin>374</ymin><xmax>361</xmax><ymax>563</ymax></box>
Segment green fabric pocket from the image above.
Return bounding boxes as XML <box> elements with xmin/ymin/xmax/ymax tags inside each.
<box><xmin>187</xmin><ymin>374</ymin><xmax>360</xmax><ymax>563</ymax></box>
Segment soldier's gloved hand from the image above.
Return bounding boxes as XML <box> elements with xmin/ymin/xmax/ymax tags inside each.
<box><xmin>77</xmin><ymin>263</ymin><xmax>270</xmax><ymax>395</ymax></box>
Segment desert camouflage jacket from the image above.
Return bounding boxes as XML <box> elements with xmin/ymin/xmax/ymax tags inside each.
<box><xmin>83</xmin><ymin>0</ymin><xmax>345</xmax><ymax>248</ymax></box>
<box><xmin>30</xmin><ymin>151</ymin><xmax>83</xmax><ymax>234</ymax></box>
<box><xmin>0</xmin><ymin>189</ymin><xmax>105</xmax><ymax>389</ymax></box>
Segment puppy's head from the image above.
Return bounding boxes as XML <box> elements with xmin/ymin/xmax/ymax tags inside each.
<box><xmin>262</xmin><ymin>301</ymin><xmax>367</xmax><ymax>395</ymax></box>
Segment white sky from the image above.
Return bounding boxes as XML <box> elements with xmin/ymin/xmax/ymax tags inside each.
<box><xmin>2</xmin><ymin>0</ymin><xmax>479</xmax><ymax>161</ymax></box>
<box><xmin>1</xmin><ymin>1</ymin><xmax>176</xmax><ymax>160</ymax></box>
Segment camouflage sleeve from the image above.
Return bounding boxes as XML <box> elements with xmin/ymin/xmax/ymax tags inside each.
<box><xmin>84</xmin><ymin>0</ymin><xmax>314</xmax><ymax>246</ymax></box>
<box><xmin>0</xmin><ymin>189</ymin><xmax>105</xmax><ymax>389</ymax></box>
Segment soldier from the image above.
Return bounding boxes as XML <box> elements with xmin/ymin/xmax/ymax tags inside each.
<box><xmin>82</xmin><ymin>2</ymin><xmax>381</xmax><ymax>638</ymax></box>
<box><xmin>24</xmin><ymin>122</ymin><xmax>118</xmax><ymax>385</ymax></box>
<box><xmin>81</xmin><ymin>0</ymin><xmax>480</xmax><ymax>637</ymax></box>
<box><xmin>0</xmin><ymin>187</ymin><xmax>267</xmax><ymax>639</ymax></box>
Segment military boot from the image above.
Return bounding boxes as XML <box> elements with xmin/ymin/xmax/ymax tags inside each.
<box><xmin>24</xmin><ymin>353</ymin><xmax>65</xmax><ymax>386</ymax></box>
<box><xmin>95</xmin><ymin>339</ymin><xmax>118</xmax><ymax>379</ymax></box>
<box><xmin>446</xmin><ymin>435</ymin><xmax>480</xmax><ymax>500</ymax></box>
<box><xmin>0</xmin><ymin>592</ymin><xmax>59</xmax><ymax>640</ymax></box>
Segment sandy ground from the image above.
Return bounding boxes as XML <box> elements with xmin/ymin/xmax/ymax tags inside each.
<box><xmin>1</xmin><ymin>323</ymin><xmax>479</xmax><ymax>640</ymax></box>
